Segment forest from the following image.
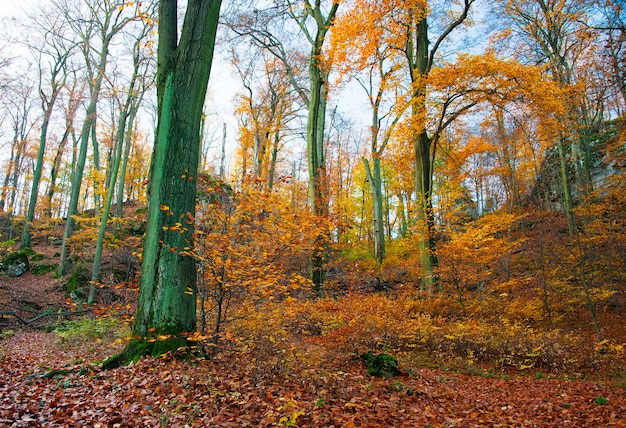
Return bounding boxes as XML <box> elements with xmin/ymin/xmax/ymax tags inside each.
<box><xmin>0</xmin><ymin>0</ymin><xmax>624</xmax><ymax>426</ymax></box>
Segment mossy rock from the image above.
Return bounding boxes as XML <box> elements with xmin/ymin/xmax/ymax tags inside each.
<box><xmin>65</xmin><ymin>264</ymin><xmax>90</xmax><ymax>299</ymax></box>
<box><xmin>361</xmin><ymin>351</ymin><xmax>400</xmax><ymax>378</ymax></box>
<box><xmin>31</xmin><ymin>263</ymin><xmax>57</xmax><ymax>275</ymax></box>
<box><xmin>30</xmin><ymin>253</ymin><xmax>46</xmax><ymax>262</ymax></box>
<box><xmin>20</xmin><ymin>248</ymin><xmax>37</xmax><ymax>256</ymax></box>
<box><xmin>0</xmin><ymin>250</ymin><xmax>30</xmax><ymax>277</ymax></box>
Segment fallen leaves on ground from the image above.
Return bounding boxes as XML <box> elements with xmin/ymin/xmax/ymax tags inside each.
<box><xmin>0</xmin><ymin>331</ymin><xmax>624</xmax><ymax>427</ymax></box>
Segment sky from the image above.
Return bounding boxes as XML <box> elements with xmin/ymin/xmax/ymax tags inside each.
<box><xmin>0</xmin><ymin>0</ymin><xmax>246</xmax><ymax>172</ymax></box>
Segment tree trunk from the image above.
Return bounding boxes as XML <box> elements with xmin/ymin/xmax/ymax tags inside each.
<box><xmin>47</xmin><ymin>84</ymin><xmax>80</xmax><ymax>218</ymax></box>
<box><xmin>57</xmin><ymin>74</ymin><xmax>104</xmax><ymax>275</ymax></box>
<box><xmin>307</xmin><ymin>58</ymin><xmax>329</xmax><ymax>293</ymax></box>
<box><xmin>115</xmin><ymin>107</ymin><xmax>138</xmax><ymax>218</ymax></box>
<box><xmin>90</xmin><ymin>41</ymin><xmax>145</xmax><ymax>303</ymax></box>
<box><xmin>556</xmin><ymin>137</ymin><xmax>576</xmax><ymax>238</ymax></box>
<box><xmin>414</xmin><ymin>130</ymin><xmax>438</xmax><ymax>292</ymax></box>
<box><xmin>105</xmin><ymin>0</ymin><xmax>222</xmax><ymax>368</ymax></box>
<box><xmin>21</xmin><ymin>80</ymin><xmax>62</xmax><ymax>248</ymax></box>
<box><xmin>363</xmin><ymin>157</ymin><xmax>385</xmax><ymax>267</ymax></box>
<box><xmin>58</xmin><ymin>32</ymin><xmax>113</xmax><ymax>275</ymax></box>
<box><xmin>219</xmin><ymin>123</ymin><xmax>227</xmax><ymax>180</ymax></box>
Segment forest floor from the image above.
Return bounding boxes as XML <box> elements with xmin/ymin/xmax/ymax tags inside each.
<box><xmin>0</xmin><ymin>329</ymin><xmax>624</xmax><ymax>428</ymax></box>
<box><xmin>0</xmin><ymin>253</ymin><xmax>625</xmax><ymax>427</ymax></box>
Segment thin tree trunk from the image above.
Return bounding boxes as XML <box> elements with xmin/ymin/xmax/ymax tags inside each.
<box><xmin>90</xmin><ymin>43</ymin><xmax>145</xmax><ymax>303</ymax></box>
<box><xmin>21</xmin><ymin>82</ymin><xmax>63</xmax><ymax>248</ymax></box>
<box><xmin>58</xmin><ymin>84</ymin><xmax>103</xmax><ymax>275</ymax></box>
<box><xmin>219</xmin><ymin>122</ymin><xmax>227</xmax><ymax>179</ymax></box>
<box><xmin>556</xmin><ymin>137</ymin><xmax>576</xmax><ymax>238</ymax></box>
<box><xmin>115</xmin><ymin>111</ymin><xmax>137</xmax><ymax>218</ymax></box>
<box><xmin>363</xmin><ymin>157</ymin><xmax>385</xmax><ymax>267</ymax></box>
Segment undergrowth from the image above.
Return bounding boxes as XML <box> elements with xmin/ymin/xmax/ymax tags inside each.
<box><xmin>54</xmin><ymin>317</ymin><xmax>129</xmax><ymax>345</ymax></box>
<box><xmin>222</xmin><ymin>290</ymin><xmax>625</xmax><ymax>380</ymax></box>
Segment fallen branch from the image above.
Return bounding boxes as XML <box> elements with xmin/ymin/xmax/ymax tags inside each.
<box><xmin>0</xmin><ymin>307</ymin><xmax>91</xmax><ymax>327</ymax></box>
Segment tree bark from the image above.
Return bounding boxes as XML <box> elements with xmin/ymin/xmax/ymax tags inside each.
<box><xmin>106</xmin><ymin>0</ymin><xmax>222</xmax><ymax>366</ymax></box>
<box><xmin>57</xmin><ymin>1</ymin><xmax>136</xmax><ymax>275</ymax></box>
<box><xmin>21</xmin><ymin>49</ymin><xmax>68</xmax><ymax>249</ymax></box>
<box><xmin>363</xmin><ymin>157</ymin><xmax>385</xmax><ymax>267</ymax></box>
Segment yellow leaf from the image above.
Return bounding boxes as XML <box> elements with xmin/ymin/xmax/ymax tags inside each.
<box><xmin>160</xmin><ymin>205</ymin><xmax>169</xmax><ymax>211</ymax></box>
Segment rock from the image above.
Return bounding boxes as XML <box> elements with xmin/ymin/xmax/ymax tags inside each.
<box><xmin>1</xmin><ymin>251</ymin><xmax>30</xmax><ymax>277</ymax></box>
<box><xmin>361</xmin><ymin>351</ymin><xmax>400</xmax><ymax>378</ymax></box>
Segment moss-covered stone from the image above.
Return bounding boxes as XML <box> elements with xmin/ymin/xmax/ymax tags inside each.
<box><xmin>0</xmin><ymin>250</ymin><xmax>30</xmax><ymax>277</ymax></box>
<box><xmin>66</xmin><ymin>264</ymin><xmax>89</xmax><ymax>298</ymax></box>
<box><xmin>31</xmin><ymin>263</ymin><xmax>56</xmax><ymax>275</ymax></box>
<box><xmin>361</xmin><ymin>351</ymin><xmax>400</xmax><ymax>378</ymax></box>
<box><xmin>30</xmin><ymin>253</ymin><xmax>46</xmax><ymax>262</ymax></box>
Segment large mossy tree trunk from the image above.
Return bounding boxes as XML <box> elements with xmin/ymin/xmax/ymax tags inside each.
<box><xmin>105</xmin><ymin>0</ymin><xmax>222</xmax><ymax>368</ymax></box>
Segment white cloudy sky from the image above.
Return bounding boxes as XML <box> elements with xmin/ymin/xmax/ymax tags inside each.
<box><xmin>0</xmin><ymin>0</ymin><xmax>246</xmax><ymax>166</ymax></box>
<box><xmin>0</xmin><ymin>0</ymin><xmax>369</xmax><ymax>172</ymax></box>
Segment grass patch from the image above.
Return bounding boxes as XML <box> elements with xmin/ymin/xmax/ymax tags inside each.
<box><xmin>54</xmin><ymin>317</ymin><xmax>129</xmax><ymax>344</ymax></box>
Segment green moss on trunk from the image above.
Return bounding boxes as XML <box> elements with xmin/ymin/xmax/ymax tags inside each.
<box><xmin>102</xmin><ymin>336</ymin><xmax>189</xmax><ymax>369</ymax></box>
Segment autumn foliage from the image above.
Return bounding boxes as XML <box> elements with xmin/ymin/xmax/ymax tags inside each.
<box><xmin>1</xmin><ymin>0</ymin><xmax>626</xmax><ymax>425</ymax></box>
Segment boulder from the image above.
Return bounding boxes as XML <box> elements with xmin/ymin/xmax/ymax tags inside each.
<box><xmin>361</xmin><ymin>351</ymin><xmax>400</xmax><ymax>378</ymax></box>
<box><xmin>1</xmin><ymin>251</ymin><xmax>30</xmax><ymax>277</ymax></box>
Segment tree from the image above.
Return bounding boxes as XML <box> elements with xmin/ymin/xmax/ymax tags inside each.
<box><xmin>405</xmin><ymin>0</ymin><xmax>477</xmax><ymax>292</ymax></box>
<box><xmin>332</xmin><ymin>1</ymin><xmax>408</xmax><ymax>268</ymax></box>
<box><xmin>494</xmin><ymin>0</ymin><xmax>598</xmax><ymax>235</ymax></box>
<box><xmin>45</xmin><ymin>72</ymin><xmax>84</xmax><ymax>218</ymax></box>
<box><xmin>20</xmin><ymin>9</ymin><xmax>77</xmax><ymax>249</ymax></box>
<box><xmin>89</xmin><ymin>15</ymin><xmax>154</xmax><ymax>305</ymax></box>
<box><xmin>106</xmin><ymin>0</ymin><xmax>222</xmax><ymax>366</ymax></box>
<box><xmin>57</xmin><ymin>0</ymin><xmax>142</xmax><ymax>275</ymax></box>
<box><xmin>226</xmin><ymin>0</ymin><xmax>340</xmax><ymax>290</ymax></box>
<box><xmin>338</xmin><ymin>0</ymin><xmax>476</xmax><ymax>291</ymax></box>
<box><xmin>595</xmin><ymin>0</ymin><xmax>625</xmax><ymax>111</ymax></box>
<box><xmin>0</xmin><ymin>79</ymin><xmax>36</xmax><ymax>235</ymax></box>
<box><xmin>230</xmin><ymin>50</ymin><xmax>299</xmax><ymax>191</ymax></box>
